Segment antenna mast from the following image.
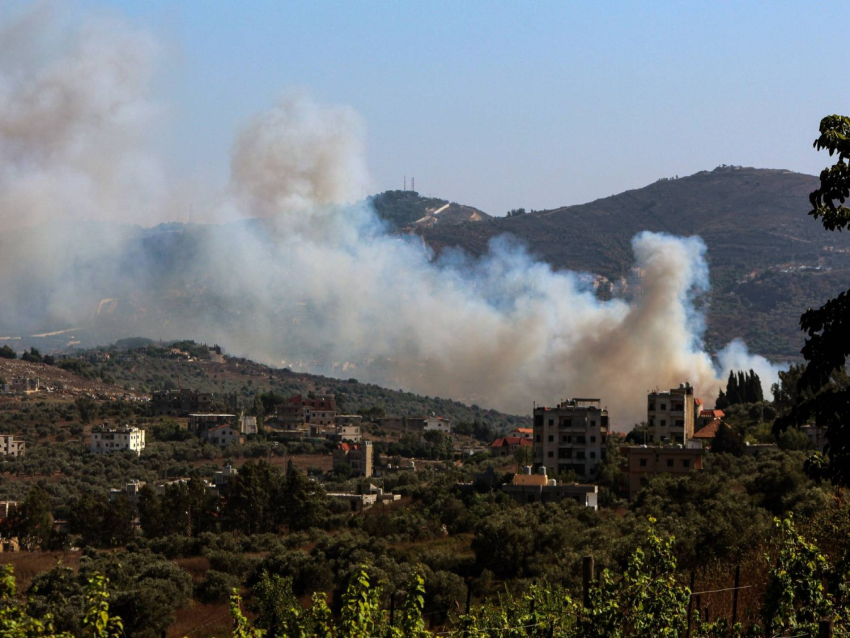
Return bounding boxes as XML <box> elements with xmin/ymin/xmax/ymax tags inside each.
<box><xmin>411</xmin><ymin>177</ymin><xmax>415</xmax><ymax>192</ymax></box>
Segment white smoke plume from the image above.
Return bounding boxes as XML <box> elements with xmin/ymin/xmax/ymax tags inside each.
<box><xmin>0</xmin><ymin>4</ymin><xmax>783</xmax><ymax>429</ymax></box>
<box><xmin>0</xmin><ymin>3</ymin><xmax>164</xmax><ymax>228</ymax></box>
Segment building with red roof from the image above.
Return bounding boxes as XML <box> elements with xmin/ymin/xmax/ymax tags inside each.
<box><xmin>490</xmin><ymin>436</ymin><xmax>532</xmax><ymax>458</ymax></box>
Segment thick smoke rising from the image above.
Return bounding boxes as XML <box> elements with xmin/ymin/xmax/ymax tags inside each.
<box><xmin>0</xmin><ymin>5</ymin><xmax>782</xmax><ymax>428</ymax></box>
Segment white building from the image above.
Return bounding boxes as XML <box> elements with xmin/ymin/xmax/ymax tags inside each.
<box><xmin>240</xmin><ymin>415</ymin><xmax>258</xmax><ymax>435</ymax></box>
<box><xmin>423</xmin><ymin>416</ymin><xmax>452</xmax><ymax>434</ymax></box>
<box><xmin>91</xmin><ymin>426</ymin><xmax>146</xmax><ymax>456</ymax></box>
<box><xmin>0</xmin><ymin>435</ymin><xmax>25</xmax><ymax>458</ymax></box>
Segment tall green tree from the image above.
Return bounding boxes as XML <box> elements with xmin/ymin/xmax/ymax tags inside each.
<box><xmin>779</xmin><ymin>115</ymin><xmax>850</xmax><ymax>484</ymax></box>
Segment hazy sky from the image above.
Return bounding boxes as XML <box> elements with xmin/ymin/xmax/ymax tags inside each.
<box><xmin>68</xmin><ymin>0</ymin><xmax>850</xmax><ymax>216</ymax></box>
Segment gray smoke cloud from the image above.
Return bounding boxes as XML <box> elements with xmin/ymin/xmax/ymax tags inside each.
<box><xmin>0</xmin><ymin>4</ymin><xmax>782</xmax><ymax>428</ymax></box>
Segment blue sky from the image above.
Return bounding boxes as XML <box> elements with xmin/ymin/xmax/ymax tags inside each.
<box><xmin>74</xmin><ymin>1</ymin><xmax>850</xmax><ymax>215</ymax></box>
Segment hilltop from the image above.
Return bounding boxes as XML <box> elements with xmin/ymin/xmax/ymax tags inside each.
<box><xmin>369</xmin><ymin>189</ymin><xmax>491</xmax><ymax>230</ymax></box>
<box><xmin>420</xmin><ymin>166</ymin><xmax>850</xmax><ymax>359</ymax></box>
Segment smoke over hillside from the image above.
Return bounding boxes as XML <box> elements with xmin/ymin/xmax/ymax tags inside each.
<box><xmin>0</xmin><ymin>5</ymin><xmax>781</xmax><ymax>426</ymax></box>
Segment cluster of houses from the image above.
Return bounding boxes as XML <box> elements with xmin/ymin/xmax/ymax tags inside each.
<box><xmin>481</xmin><ymin>381</ymin><xmax>802</xmax><ymax>505</ymax></box>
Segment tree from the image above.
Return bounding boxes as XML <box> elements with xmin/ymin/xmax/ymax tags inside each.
<box><xmin>778</xmin><ymin>115</ymin><xmax>850</xmax><ymax>484</ymax></box>
<box><xmin>20</xmin><ymin>348</ymin><xmax>42</xmax><ymax>363</ymax></box>
<box><xmin>2</xmin><ymin>487</ymin><xmax>53</xmax><ymax>551</ymax></box>
<box><xmin>0</xmin><ymin>345</ymin><xmax>16</xmax><ymax>360</ymax></box>
<box><xmin>513</xmin><ymin>443</ymin><xmax>533</xmax><ymax>470</ymax></box>
<box><xmin>75</xmin><ymin>397</ymin><xmax>97</xmax><ymax>425</ymax></box>
<box><xmin>711</xmin><ymin>422</ymin><xmax>746</xmax><ymax>456</ymax></box>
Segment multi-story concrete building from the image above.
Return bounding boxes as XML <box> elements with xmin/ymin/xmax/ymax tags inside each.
<box><xmin>646</xmin><ymin>383</ymin><xmax>698</xmax><ymax>444</ymax></box>
<box><xmin>0</xmin><ymin>435</ymin><xmax>25</xmax><ymax>458</ymax></box>
<box><xmin>619</xmin><ymin>444</ymin><xmax>704</xmax><ymax>500</ymax></box>
<box><xmin>333</xmin><ymin>441</ymin><xmax>373</xmax><ymax>477</ymax></box>
<box><xmin>533</xmin><ymin>398</ymin><xmax>609</xmax><ymax>480</ymax></box>
<box><xmin>151</xmin><ymin>389</ymin><xmax>213</xmax><ymax>417</ymax></box>
<box><xmin>91</xmin><ymin>426</ymin><xmax>146</xmax><ymax>456</ymax></box>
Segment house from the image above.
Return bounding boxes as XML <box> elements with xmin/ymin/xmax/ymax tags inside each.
<box><xmin>533</xmin><ymin>398</ymin><xmax>609</xmax><ymax>480</ymax></box>
<box><xmin>490</xmin><ymin>436</ymin><xmax>533</xmax><ymax>458</ymax></box>
<box><xmin>335</xmin><ymin>424</ymin><xmax>363</xmax><ymax>442</ymax></box>
<box><xmin>189</xmin><ymin>414</ymin><xmax>236</xmax><ymax>436</ymax></box>
<box><xmin>214</xmin><ymin>464</ymin><xmax>238</xmax><ymax>487</ymax></box>
<box><xmin>619</xmin><ymin>444</ymin><xmax>704</xmax><ymax>500</ymax></box>
<box><xmin>691</xmin><ymin>419</ymin><xmax>722</xmax><ymax>447</ymax></box>
<box><xmin>203</xmin><ymin>424</ymin><xmax>244</xmax><ymax>448</ymax></box>
<box><xmin>646</xmin><ymin>383</ymin><xmax>701</xmax><ymax>444</ymax></box>
<box><xmin>109</xmin><ymin>480</ymin><xmax>145</xmax><ymax>512</ymax></box>
<box><xmin>91</xmin><ymin>425</ymin><xmax>146</xmax><ymax>456</ymax></box>
<box><xmin>697</xmin><ymin>409</ymin><xmax>725</xmax><ymax>429</ymax></box>
<box><xmin>278</xmin><ymin>394</ymin><xmax>338</xmax><ymax>426</ymax></box>
<box><xmin>208</xmin><ymin>345</ymin><xmax>225</xmax><ymax>363</ymax></box>
<box><xmin>2</xmin><ymin>378</ymin><xmax>40</xmax><ymax>395</ymax></box>
<box><xmin>501</xmin><ymin>467</ymin><xmax>598</xmax><ymax>509</ymax></box>
<box><xmin>327</xmin><ymin>483</ymin><xmax>401</xmax><ymax>512</ymax></box>
<box><xmin>0</xmin><ymin>435</ymin><xmax>25</xmax><ymax>458</ymax></box>
<box><xmin>333</xmin><ymin>441</ymin><xmax>373</xmax><ymax>477</ymax></box>
<box><xmin>151</xmin><ymin>389</ymin><xmax>213</xmax><ymax>417</ymax></box>
<box><xmin>423</xmin><ymin>416</ymin><xmax>452</xmax><ymax>434</ymax></box>
<box><xmin>240</xmin><ymin>415</ymin><xmax>258</xmax><ymax>435</ymax></box>
<box><xmin>509</xmin><ymin>427</ymin><xmax>534</xmax><ymax>440</ymax></box>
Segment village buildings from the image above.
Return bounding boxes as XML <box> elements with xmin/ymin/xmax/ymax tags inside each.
<box><xmin>91</xmin><ymin>425</ymin><xmax>146</xmax><ymax>456</ymax></box>
<box><xmin>532</xmin><ymin>398</ymin><xmax>609</xmax><ymax>480</ymax></box>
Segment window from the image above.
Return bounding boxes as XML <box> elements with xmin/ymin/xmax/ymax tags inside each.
<box><xmin>666</xmin><ymin>459</ymin><xmax>674</xmax><ymax>467</ymax></box>
<box><xmin>536</xmin><ymin>435</ymin><xmax>541</xmax><ymax>442</ymax></box>
<box><xmin>548</xmin><ymin>451</ymin><xmax>554</xmax><ymax>458</ymax></box>
<box><xmin>562</xmin><ymin>435</ymin><xmax>569</xmax><ymax>443</ymax></box>
<box><xmin>590</xmin><ymin>435</ymin><xmax>596</xmax><ymax>443</ymax></box>
<box><xmin>648</xmin><ymin>402</ymin><xmax>655</xmax><ymax>411</ymax></box>
<box><xmin>639</xmin><ymin>458</ymin><xmax>647</xmax><ymax>467</ymax></box>
<box><xmin>660</xmin><ymin>419</ymin><xmax>666</xmax><ymax>426</ymax></box>
<box><xmin>683</xmin><ymin>459</ymin><xmax>691</xmax><ymax>468</ymax></box>
<box><xmin>590</xmin><ymin>420</ymin><xmax>596</xmax><ymax>427</ymax></box>
<box><xmin>660</xmin><ymin>404</ymin><xmax>667</xmax><ymax>410</ymax></box>
<box><xmin>590</xmin><ymin>451</ymin><xmax>596</xmax><ymax>458</ymax></box>
<box><xmin>548</xmin><ymin>419</ymin><xmax>554</xmax><ymax>426</ymax></box>
<box><xmin>548</xmin><ymin>435</ymin><xmax>554</xmax><ymax>442</ymax></box>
